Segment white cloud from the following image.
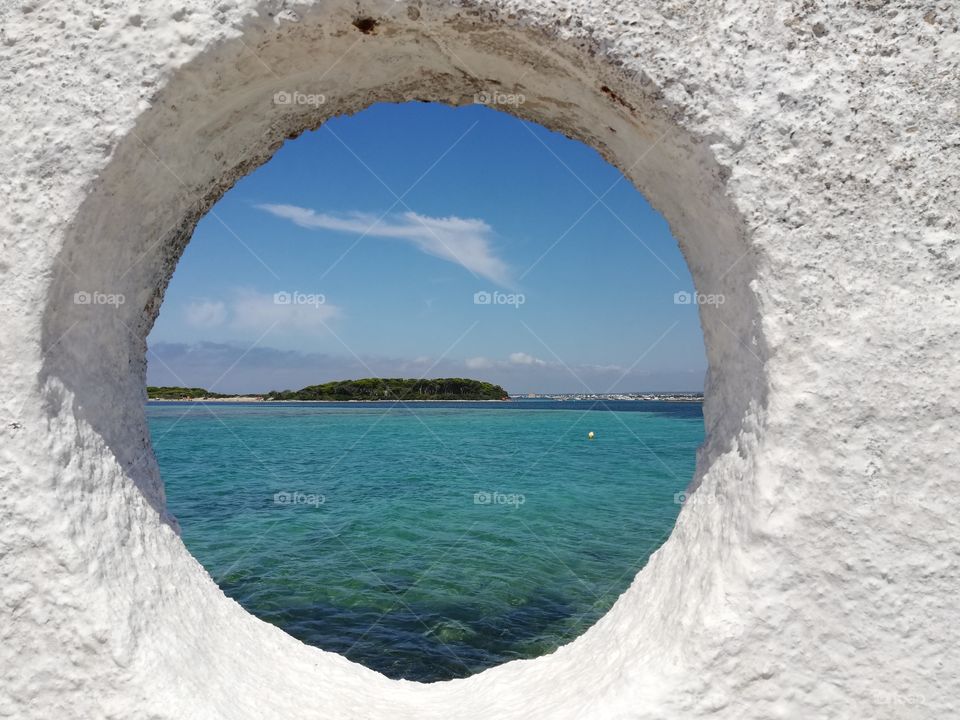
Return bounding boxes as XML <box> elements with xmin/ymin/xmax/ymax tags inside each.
<box><xmin>508</xmin><ymin>352</ymin><xmax>548</xmax><ymax>367</ymax></box>
<box><xmin>231</xmin><ymin>289</ymin><xmax>339</xmax><ymax>334</ymax></box>
<box><xmin>184</xmin><ymin>300</ymin><xmax>227</xmax><ymax>328</ymax></box>
<box><xmin>258</xmin><ymin>204</ymin><xmax>512</xmax><ymax>286</ymax></box>
<box><xmin>465</xmin><ymin>356</ymin><xmax>494</xmax><ymax>370</ymax></box>
<box><xmin>147</xmin><ymin>342</ymin><xmax>705</xmax><ymax>395</ymax></box>
<box><xmin>580</xmin><ymin>363</ymin><xmax>625</xmax><ymax>374</ymax></box>
<box><xmin>182</xmin><ymin>290</ymin><xmax>340</xmax><ymax>337</ymax></box>
<box><xmin>464</xmin><ymin>353</ymin><xmax>549</xmax><ymax>370</ymax></box>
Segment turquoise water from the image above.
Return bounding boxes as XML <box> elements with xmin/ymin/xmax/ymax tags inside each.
<box><xmin>148</xmin><ymin>400</ymin><xmax>703</xmax><ymax>681</ymax></box>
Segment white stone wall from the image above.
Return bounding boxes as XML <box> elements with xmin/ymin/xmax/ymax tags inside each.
<box><xmin>1</xmin><ymin>1</ymin><xmax>957</xmax><ymax>718</ymax></box>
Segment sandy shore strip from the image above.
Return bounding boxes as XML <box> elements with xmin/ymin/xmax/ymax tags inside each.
<box><xmin>147</xmin><ymin>396</ymin><xmax>703</xmax><ymax>403</ymax></box>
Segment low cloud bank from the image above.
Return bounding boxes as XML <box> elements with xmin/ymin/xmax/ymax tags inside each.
<box><xmin>147</xmin><ymin>341</ymin><xmax>705</xmax><ymax>395</ymax></box>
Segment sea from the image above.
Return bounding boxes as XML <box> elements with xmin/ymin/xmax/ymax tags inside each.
<box><xmin>147</xmin><ymin>399</ymin><xmax>703</xmax><ymax>682</ymax></box>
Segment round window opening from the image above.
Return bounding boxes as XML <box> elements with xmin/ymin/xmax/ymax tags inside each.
<box><xmin>145</xmin><ymin>102</ymin><xmax>706</xmax><ymax>682</ymax></box>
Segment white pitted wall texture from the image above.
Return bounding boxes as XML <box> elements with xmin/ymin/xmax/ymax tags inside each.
<box><xmin>1</xmin><ymin>1</ymin><xmax>958</xmax><ymax>718</ymax></box>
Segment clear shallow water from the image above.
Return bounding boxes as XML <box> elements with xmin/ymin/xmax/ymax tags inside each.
<box><xmin>148</xmin><ymin>400</ymin><xmax>703</xmax><ymax>682</ymax></box>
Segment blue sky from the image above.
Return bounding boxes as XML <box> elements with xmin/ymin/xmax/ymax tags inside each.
<box><xmin>147</xmin><ymin>102</ymin><xmax>706</xmax><ymax>394</ymax></box>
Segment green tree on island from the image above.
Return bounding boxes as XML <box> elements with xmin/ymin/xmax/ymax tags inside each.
<box><xmin>266</xmin><ymin>378</ymin><xmax>509</xmax><ymax>401</ymax></box>
<box><xmin>146</xmin><ymin>386</ymin><xmax>235</xmax><ymax>400</ymax></box>
<box><xmin>147</xmin><ymin>379</ymin><xmax>509</xmax><ymax>401</ymax></box>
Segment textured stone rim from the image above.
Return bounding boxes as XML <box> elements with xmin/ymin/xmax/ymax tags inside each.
<box><xmin>40</xmin><ymin>4</ymin><xmax>762</xmax><ymax>712</ymax></box>
<box><xmin>7</xmin><ymin>1</ymin><xmax>956</xmax><ymax>718</ymax></box>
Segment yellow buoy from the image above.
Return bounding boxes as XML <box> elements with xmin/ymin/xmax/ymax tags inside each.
<box><xmin>588</xmin><ymin>431</ymin><xmax>595</xmax><ymax>440</ymax></box>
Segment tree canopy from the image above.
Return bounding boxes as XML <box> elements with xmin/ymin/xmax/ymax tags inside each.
<box><xmin>265</xmin><ymin>378</ymin><xmax>509</xmax><ymax>401</ymax></box>
<box><xmin>146</xmin><ymin>386</ymin><xmax>234</xmax><ymax>399</ymax></box>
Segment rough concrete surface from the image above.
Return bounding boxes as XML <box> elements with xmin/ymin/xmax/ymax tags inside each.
<box><xmin>1</xmin><ymin>0</ymin><xmax>958</xmax><ymax>718</ymax></box>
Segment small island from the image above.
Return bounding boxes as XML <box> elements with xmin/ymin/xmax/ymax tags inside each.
<box><xmin>267</xmin><ymin>378</ymin><xmax>509</xmax><ymax>401</ymax></box>
<box><xmin>146</xmin><ymin>386</ymin><xmax>235</xmax><ymax>400</ymax></box>
<box><xmin>147</xmin><ymin>378</ymin><xmax>509</xmax><ymax>402</ymax></box>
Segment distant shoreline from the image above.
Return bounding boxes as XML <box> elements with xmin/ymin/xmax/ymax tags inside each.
<box><xmin>146</xmin><ymin>396</ymin><xmax>705</xmax><ymax>403</ymax></box>
<box><xmin>146</xmin><ymin>378</ymin><xmax>510</xmax><ymax>403</ymax></box>
<box><xmin>146</xmin><ymin>397</ymin><xmax>510</xmax><ymax>403</ymax></box>
<box><xmin>146</xmin><ymin>381</ymin><xmax>703</xmax><ymax>404</ymax></box>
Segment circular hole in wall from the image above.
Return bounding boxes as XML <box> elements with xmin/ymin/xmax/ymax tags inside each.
<box><xmin>144</xmin><ymin>101</ymin><xmax>707</xmax><ymax>682</ymax></box>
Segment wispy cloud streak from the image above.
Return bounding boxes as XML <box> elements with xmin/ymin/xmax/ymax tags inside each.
<box><xmin>258</xmin><ymin>204</ymin><xmax>512</xmax><ymax>286</ymax></box>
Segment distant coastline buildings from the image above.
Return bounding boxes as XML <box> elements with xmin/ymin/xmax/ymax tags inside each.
<box><xmin>513</xmin><ymin>392</ymin><xmax>704</xmax><ymax>402</ymax></box>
